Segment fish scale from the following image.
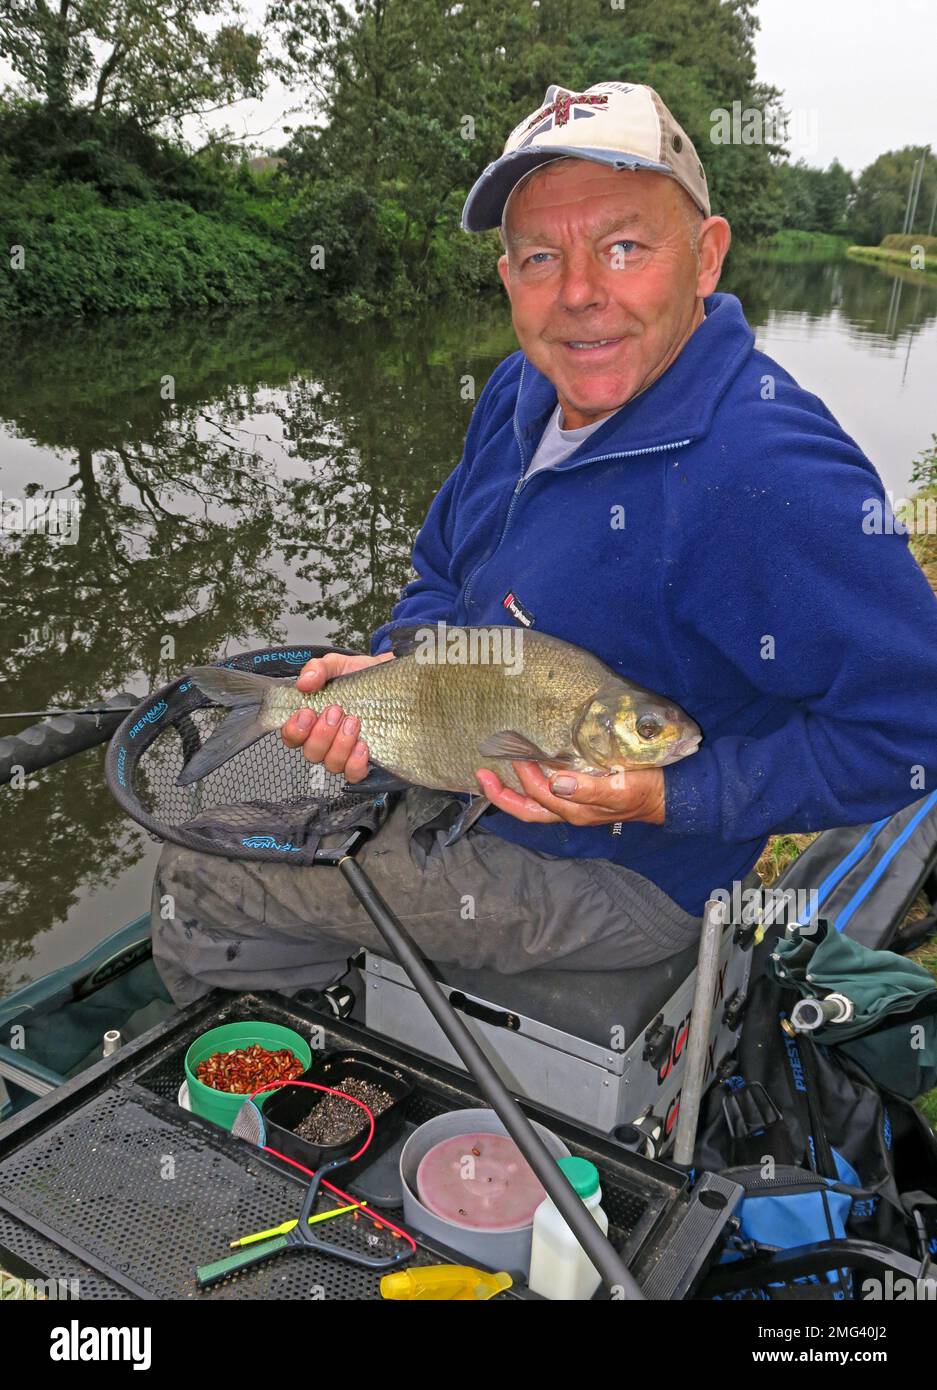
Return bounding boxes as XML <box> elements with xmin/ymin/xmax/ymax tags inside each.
<box><xmin>180</xmin><ymin>628</ymin><xmax>701</xmax><ymax>796</ymax></box>
<box><xmin>313</xmin><ymin>634</ymin><xmax>625</xmax><ymax>792</ymax></box>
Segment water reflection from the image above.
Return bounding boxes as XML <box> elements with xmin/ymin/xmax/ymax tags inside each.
<box><xmin>724</xmin><ymin>253</ymin><xmax>937</xmax><ymax>345</ymax></box>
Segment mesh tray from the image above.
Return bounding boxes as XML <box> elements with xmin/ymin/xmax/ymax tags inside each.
<box><xmin>0</xmin><ymin>992</ymin><xmax>688</xmax><ymax>1300</ymax></box>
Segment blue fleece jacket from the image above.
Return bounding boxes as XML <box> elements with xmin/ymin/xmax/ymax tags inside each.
<box><xmin>371</xmin><ymin>292</ymin><xmax>937</xmax><ymax>916</ymax></box>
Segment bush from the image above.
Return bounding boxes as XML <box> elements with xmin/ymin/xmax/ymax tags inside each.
<box><xmin>880</xmin><ymin>233</ymin><xmax>937</xmax><ymax>254</ymax></box>
<box><xmin>289</xmin><ymin>178</ymin><xmax>406</xmax><ymax>314</ymax></box>
<box><xmin>0</xmin><ymin>101</ymin><xmax>503</xmax><ymax>320</ymax></box>
<box><xmin>911</xmin><ymin>436</ymin><xmax>937</xmax><ymax>489</ymax></box>
<box><xmin>0</xmin><ymin>188</ymin><xmax>303</xmax><ymax>319</ymax></box>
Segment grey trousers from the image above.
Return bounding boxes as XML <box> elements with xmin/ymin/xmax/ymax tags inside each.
<box><xmin>151</xmin><ymin>788</ymin><xmax>703</xmax><ymax>1008</ymax></box>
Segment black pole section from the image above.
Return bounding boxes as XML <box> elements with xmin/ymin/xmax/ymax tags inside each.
<box><xmin>339</xmin><ymin>854</ymin><xmax>645</xmax><ymax>1300</ymax></box>
<box><xmin>0</xmin><ymin>706</ymin><xmax>136</xmax><ymax>719</ymax></box>
<box><xmin>0</xmin><ymin>694</ymin><xmax>139</xmax><ymax>786</ymax></box>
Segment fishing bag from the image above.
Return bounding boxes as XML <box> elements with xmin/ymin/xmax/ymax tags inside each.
<box><xmin>695</xmin><ymin>971</ymin><xmax>937</xmax><ymax>1298</ymax></box>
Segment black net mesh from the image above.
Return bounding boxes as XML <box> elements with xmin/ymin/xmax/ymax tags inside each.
<box><xmin>105</xmin><ymin>647</ymin><xmax>391</xmax><ymax>864</ymax></box>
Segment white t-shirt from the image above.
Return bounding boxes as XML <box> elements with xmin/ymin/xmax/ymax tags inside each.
<box><xmin>524</xmin><ymin>403</ymin><xmax>623</xmax><ymax>480</ymax></box>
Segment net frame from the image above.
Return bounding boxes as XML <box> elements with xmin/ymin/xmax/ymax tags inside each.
<box><xmin>105</xmin><ymin>646</ymin><xmax>391</xmax><ymax>864</ymax></box>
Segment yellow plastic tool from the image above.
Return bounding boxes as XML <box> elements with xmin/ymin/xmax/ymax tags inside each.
<box><xmin>230</xmin><ymin>1201</ymin><xmax>365</xmax><ymax>1248</ymax></box>
<box><xmin>380</xmin><ymin>1265</ymin><xmax>513</xmax><ymax>1301</ymax></box>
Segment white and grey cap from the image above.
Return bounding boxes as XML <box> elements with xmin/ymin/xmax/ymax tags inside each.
<box><xmin>461</xmin><ymin>80</ymin><xmax>711</xmax><ymax>233</ymax></box>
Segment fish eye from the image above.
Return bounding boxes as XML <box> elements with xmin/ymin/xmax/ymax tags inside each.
<box><xmin>636</xmin><ymin>713</ymin><xmax>663</xmax><ymax>741</ymax></box>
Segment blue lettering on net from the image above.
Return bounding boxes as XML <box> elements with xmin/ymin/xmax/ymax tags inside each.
<box><xmin>128</xmin><ymin>700</ymin><xmax>168</xmax><ymax>739</ymax></box>
<box><xmin>241</xmin><ymin>836</ymin><xmax>302</xmax><ymax>853</ymax></box>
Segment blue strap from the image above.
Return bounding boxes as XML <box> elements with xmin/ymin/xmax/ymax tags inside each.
<box><xmin>812</xmin><ymin>816</ymin><xmax>891</xmax><ymax>912</ymax></box>
<box><xmin>832</xmin><ymin>790</ymin><xmax>937</xmax><ymax>933</ymax></box>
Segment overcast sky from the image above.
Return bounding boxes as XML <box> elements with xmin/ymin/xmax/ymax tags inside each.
<box><xmin>755</xmin><ymin>0</ymin><xmax>934</xmax><ymax>169</ymax></box>
<box><xmin>1</xmin><ymin>0</ymin><xmax>934</xmax><ymax>172</ymax></box>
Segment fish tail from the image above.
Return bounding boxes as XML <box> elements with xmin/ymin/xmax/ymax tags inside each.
<box><xmin>175</xmin><ymin>666</ymin><xmax>286</xmax><ymax>786</ymax></box>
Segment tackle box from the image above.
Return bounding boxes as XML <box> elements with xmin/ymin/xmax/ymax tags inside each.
<box><xmin>0</xmin><ymin>991</ymin><xmax>740</xmax><ymax>1300</ymax></box>
<box><xmin>361</xmin><ymin>914</ymin><xmax>753</xmax><ymax>1142</ymax></box>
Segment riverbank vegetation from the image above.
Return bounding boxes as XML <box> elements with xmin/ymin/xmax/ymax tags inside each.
<box><xmin>2</xmin><ymin>0</ymin><xmax>933</xmax><ymax>322</ymax></box>
<box><xmin>752</xmin><ymin>230</ymin><xmax>850</xmax><ymax>260</ymax></box>
<box><xmin>847</xmin><ymin>234</ymin><xmax>937</xmax><ymax>278</ymax></box>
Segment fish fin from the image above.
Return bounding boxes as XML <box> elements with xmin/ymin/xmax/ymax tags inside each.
<box><xmin>175</xmin><ymin>705</ymin><xmax>272</xmax><ymax>785</ymax></box>
<box><xmin>476</xmin><ymin>730</ymin><xmax>582</xmax><ymax>765</ymax></box>
<box><xmin>186</xmin><ymin>665</ymin><xmax>282</xmax><ymax>708</ymax></box>
<box><xmin>342</xmin><ymin>767</ymin><xmax>412</xmax><ymax>794</ymax></box>
<box><xmin>442</xmin><ymin>796</ymin><xmax>492</xmax><ymax>847</ymax></box>
<box><xmin>387</xmin><ymin>625</ymin><xmax>428</xmax><ymax>658</ymax></box>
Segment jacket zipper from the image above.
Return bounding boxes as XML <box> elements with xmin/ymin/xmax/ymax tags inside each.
<box><xmin>461</xmin><ymin>435</ymin><xmax>690</xmax><ymax>611</ymax></box>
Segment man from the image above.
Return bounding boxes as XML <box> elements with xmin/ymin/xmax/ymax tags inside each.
<box><xmin>152</xmin><ymin>81</ymin><xmax>937</xmax><ymax>1007</ymax></box>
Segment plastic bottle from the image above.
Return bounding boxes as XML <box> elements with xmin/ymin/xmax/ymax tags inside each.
<box><xmin>527</xmin><ymin>1156</ymin><xmax>609</xmax><ymax>1301</ymax></box>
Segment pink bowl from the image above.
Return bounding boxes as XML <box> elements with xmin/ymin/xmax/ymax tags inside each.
<box><xmin>415</xmin><ymin>1130</ymin><xmax>547</xmax><ymax>1231</ymax></box>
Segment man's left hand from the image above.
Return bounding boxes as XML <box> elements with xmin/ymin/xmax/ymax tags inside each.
<box><xmin>475</xmin><ymin>761</ymin><xmax>666</xmax><ymax>827</ymax></box>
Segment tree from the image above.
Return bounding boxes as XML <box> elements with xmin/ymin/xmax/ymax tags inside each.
<box><xmin>0</xmin><ymin>0</ymin><xmax>264</xmax><ymax>129</ymax></box>
<box><xmin>850</xmin><ymin>147</ymin><xmax>937</xmax><ymax>246</ymax></box>
<box><xmin>776</xmin><ymin>157</ymin><xmax>854</xmax><ymax>234</ymax></box>
<box><xmin>564</xmin><ymin>0</ymin><xmax>787</xmax><ymax>239</ymax></box>
<box><xmin>270</xmin><ymin>0</ymin><xmax>788</xmax><ymax>276</ymax></box>
<box><xmin>809</xmin><ymin>158</ymin><xmax>854</xmax><ymax>235</ymax></box>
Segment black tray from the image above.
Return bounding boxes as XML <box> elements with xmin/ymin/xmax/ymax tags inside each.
<box><xmin>0</xmin><ymin>990</ymin><xmax>740</xmax><ymax>1300</ymax></box>
<box><xmin>260</xmin><ymin>1050</ymin><xmax>414</xmax><ymax>1171</ymax></box>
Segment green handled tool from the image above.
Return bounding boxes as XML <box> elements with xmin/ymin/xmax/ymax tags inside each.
<box><xmin>196</xmin><ymin>1158</ymin><xmax>410</xmax><ymax>1289</ymax></box>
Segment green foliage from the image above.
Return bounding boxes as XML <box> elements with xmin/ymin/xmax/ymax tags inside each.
<box><xmin>5</xmin><ymin>1</ymin><xmax>932</xmax><ymax>320</ymax></box>
<box><xmin>775</xmin><ymin>159</ymin><xmax>855</xmax><ymax>235</ymax></box>
<box><xmin>880</xmin><ymin>233</ymin><xmax>937</xmax><ymax>254</ymax></box>
<box><xmin>0</xmin><ymin>0</ymin><xmax>264</xmax><ymax>129</ymax></box>
<box><xmin>0</xmin><ymin>170</ymin><xmax>302</xmax><ymax>319</ymax></box>
<box><xmin>846</xmin><ymin>245</ymin><xmax>937</xmax><ymax>279</ymax></box>
<box><xmin>271</xmin><ymin>0</ymin><xmax>788</xmax><ymax>267</ymax></box>
<box><xmin>911</xmin><ymin>436</ymin><xmax>937</xmax><ymax>489</ymax></box>
<box><xmin>752</xmin><ymin>229</ymin><xmax>849</xmax><ymax>259</ymax></box>
<box><xmin>850</xmin><ymin>147</ymin><xmax>937</xmax><ymax>246</ymax></box>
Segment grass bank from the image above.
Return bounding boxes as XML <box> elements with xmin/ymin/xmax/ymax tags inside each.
<box><xmin>846</xmin><ymin>245</ymin><xmax>937</xmax><ymax>278</ymax></box>
<box><xmin>753</xmin><ymin>229</ymin><xmax>850</xmax><ymax>260</ymax></box>
<box><xmin>0</xmin><ymin>183</ymin><xmax>303</xmax><ymax>319</ymax></box>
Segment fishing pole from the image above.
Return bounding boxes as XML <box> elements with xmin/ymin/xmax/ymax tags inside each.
<box><xmin>338</xmin><ymin>852</ymin><xmax>646</xmax><ymax>1301</ymax></box>
<box><xmin>0</xmin><ymin>706</ymin><xmax>136</xmax><ymax>720</ymax></box>
<box><xmin>0</xmin><ymin>694</ymin><xmax>140</xmax><ymax>786</ymax></box>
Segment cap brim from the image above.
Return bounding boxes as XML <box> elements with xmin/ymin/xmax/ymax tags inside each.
<box><xmin>461</xmin><ymin>145</ymin><xmax>675</xmax><ymax>233</ymax></box>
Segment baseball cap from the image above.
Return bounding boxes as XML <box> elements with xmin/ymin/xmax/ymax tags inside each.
<box><xmin>461</xmin><ymin>81</ymin><xmax>710</xmax><ymax>233</ymax></box>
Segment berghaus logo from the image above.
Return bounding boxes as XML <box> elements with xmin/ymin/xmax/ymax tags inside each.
<box><xmin>128</xmin><ymin>700</ymin><xmax>167</xmax><ymax>739</ymax></box>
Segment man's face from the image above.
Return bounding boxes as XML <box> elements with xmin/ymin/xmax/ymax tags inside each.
<box><xmin>497</xmin><ymin>161</ymin><xmax>728</xmax><ymax>427</ymax></box>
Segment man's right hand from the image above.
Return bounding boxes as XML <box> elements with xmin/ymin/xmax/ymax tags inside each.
<box><xmin>281</xmin><ymin>650</ymin><xmax>394</xmax><ymax>782</ymax></box>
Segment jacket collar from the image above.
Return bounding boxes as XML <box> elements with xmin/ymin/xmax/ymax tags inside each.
<box><xmin>513</xmin><ymin>292</ymin><xmax>755</xmax><ymax>465</ymax></box>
